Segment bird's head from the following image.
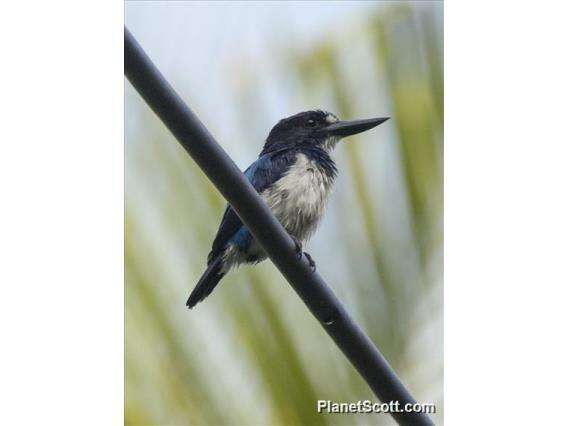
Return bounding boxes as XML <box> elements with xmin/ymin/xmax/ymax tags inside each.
<box><xmin>261</xmin><ymin>110</ymin><xmax>389</xmax><ymax>155</ymax></box>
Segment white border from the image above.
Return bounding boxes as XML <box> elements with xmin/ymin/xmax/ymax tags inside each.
<box><xmin>446</xmin><ymin>1</ymin><xmax>568</xmax><ymax>424</ymax></box>
<box><xmin>0</xmin><ymin>2</ymin><xmax>123</xmax><ymax>424</ymax></box>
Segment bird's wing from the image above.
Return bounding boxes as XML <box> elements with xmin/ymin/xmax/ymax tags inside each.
<box><xmin>207</xmin><ymin>150</ymin><xmax>296</xmax><ymax>264</ymax></box>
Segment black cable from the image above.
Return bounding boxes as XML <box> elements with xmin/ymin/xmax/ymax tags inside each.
<box><xmin>124</xmin><ymin>27</ymin><xmax>433</xmax><ymax>426</ymax></box>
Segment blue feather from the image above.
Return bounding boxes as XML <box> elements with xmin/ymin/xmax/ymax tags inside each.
<box><xmin>207</xmin><ymin>150</ymin><xmax>297</xmax><ymax>263</ymax></box>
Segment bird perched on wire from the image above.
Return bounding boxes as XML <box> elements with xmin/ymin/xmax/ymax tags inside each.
<box><xmin>187</xmin><ymin>110</ymin><xmax>389</xmax><ymax>308</ymax></box>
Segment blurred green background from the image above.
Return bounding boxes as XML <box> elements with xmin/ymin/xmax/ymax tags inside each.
<box><xmin>125</xmin><ymin>1</ymin><xmax>442</xmax><ymax>425</ymax></box>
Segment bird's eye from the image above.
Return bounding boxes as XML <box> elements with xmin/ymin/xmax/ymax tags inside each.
<box><xmin>306</xmin><ymin>119</ymin><xmax>317</xmax><ymax>127</ymax></box>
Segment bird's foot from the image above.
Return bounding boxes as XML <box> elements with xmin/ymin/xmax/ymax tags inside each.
<box><xmin>290</xmin><ymin>236</ymin><xmax>315</xmax><ymax>272</ymax></box>
<box><xmin>303</xmin><ymin>252</ymin><xmax>316</xmax><ymax>273</ymax></box>
<box><xmin>291</xmin><ymin>236</ymin><xmax>303</xmax><ymax>260</ymax></box>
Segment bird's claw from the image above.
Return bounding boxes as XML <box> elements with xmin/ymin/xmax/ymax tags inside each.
<box><xmin>290</xmin><ymin>236</ymin><xmax>315</xmax><ymax>271</ymax></box>
<box><xmin>303</xmin><ymin>252</ymin><xmax>316</xmax><ymax>273</ymax></box>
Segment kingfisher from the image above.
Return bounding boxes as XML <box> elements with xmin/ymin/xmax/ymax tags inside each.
<box><xmin>187</xmin><ymin>110</ymin><xmax>389</xmax><ymax>308</ymax></box>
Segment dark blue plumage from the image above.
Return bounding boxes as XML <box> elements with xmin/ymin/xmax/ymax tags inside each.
<box><xmin>208</xmin><ymin>151</ymin><xmax>296</xmax><ymax>259</ymax></box>
<box><xmin>187</xmin><ymin>110</ymin><xmax>389</xmax><ymax>308</ymax></box>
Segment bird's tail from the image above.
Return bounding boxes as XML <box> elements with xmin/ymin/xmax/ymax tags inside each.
<box><xmin>186</xmin><ymin>255</ymin><xmax>226</xmax><ymax>309</ymax></box>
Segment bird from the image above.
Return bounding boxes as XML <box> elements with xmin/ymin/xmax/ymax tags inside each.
<box><xmin>186</xmin><ymin>110</ymin><xmax>389</xmax><ymax>308</ymax></box>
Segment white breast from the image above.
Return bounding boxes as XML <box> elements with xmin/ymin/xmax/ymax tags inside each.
<box><xmin>261</xmin><ymin>153</ymin><xmax>334</xmax><ymax>242</ymax></box>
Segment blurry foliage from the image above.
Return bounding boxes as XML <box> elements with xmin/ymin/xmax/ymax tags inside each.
<box><xmin>126</xmin><ymin>2</ymin><xmax>443</xmax><ymax>425</ymax></box>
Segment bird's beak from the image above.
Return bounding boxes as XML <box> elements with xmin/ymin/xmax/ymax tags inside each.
<box><xmin>324</xmin><ymin>117</ymin><xmax>390</xmax><ymax>138</ymax></box>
